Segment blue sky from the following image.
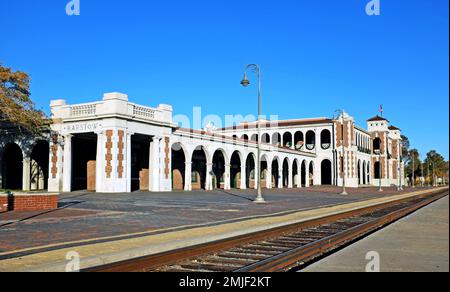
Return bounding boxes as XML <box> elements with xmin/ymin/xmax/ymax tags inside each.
<box><xmin>1</xmin><ymin>0</ymin><xmax>448</xmax><ymax>159</ymax></box>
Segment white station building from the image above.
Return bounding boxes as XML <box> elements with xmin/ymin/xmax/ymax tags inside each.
<box><xmin>0</xmin><ymin>92</ymin><xmax>405</xmax><ymax>193</ymax></box>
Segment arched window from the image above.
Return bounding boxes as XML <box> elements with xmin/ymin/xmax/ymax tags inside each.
<box><xmin>305</xmin><ymin>131</ymin><xmax>316</xmax><ymax>150</ymax></box>
<box><xmin>294</xmin><ymin>131</ymin><xmax>304</xmax><ymax>150</ymax></box>
<box><xmin>373</xmin><ymin>138</ymin><xmax>382</xmax><ymax>153</ymax></box>
<box><xmin>320</xmin><ymin>130</ymin><xmax>331</xmax><ymax>150</ymax></box>
<box><xmin>261</xmin><ymin>133</ymin><xmax>270</xmax><ymax>144</ymax></box>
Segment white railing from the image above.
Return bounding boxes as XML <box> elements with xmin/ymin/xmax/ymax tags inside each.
<box><xmin>133</xmin><ymin>105</ymin><xmax>156</xmax><ymax>120</ymax></box>
<box><xmin>70</xmin><ymin>104</ymin><xmax>98</xmax><ymax>117</ymax></box>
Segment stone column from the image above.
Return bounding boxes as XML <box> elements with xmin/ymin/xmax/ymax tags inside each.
<box><xmin>224</xmin><ymin>164</ymin><xmax>231</xmax><ymax>190</ymax></box>
<box><xmin>22</xmin><ymin>156</ymin><xmax>31</xmax><ymax>191</ymax></box>
<box><xmin>149</xmin><ymin>136</ymin><xmax>162</xmax><ymax>192</ymax></box>
<box><xmin>206</xmin><ymin>163</ymin><xmax>213</xmax><ymax>191</ymax></box>
<box><xmin>62</xmin><ymin>135</ymin><xmax>72</xmax><ymax>192</ymax></box>
<box><xmin>288</xmin><ymin>165</ymin><xmax>293</xmax><ymax>188</ymax></box>
<box><xmin>278</xmin><ymin>168</ymin><xmax>283</xmax><ymax>189</ymax></box>
<box><xmin>305</xmin><ymin>163</ymin><xmax>311</xmax><ymax>188</ymax></box>
<box><xmin>184</xmin><ymin>162</ymin><xmax>192</xmax><ymax>191</ymax></box>
<box><xmin>126</xmin><ymin>133</ymin><xmax>133</xmax><ymax>193</ymax></box>
<box><xmin>297</xmin><ymin>163</ymin><xmax>302</xmax><ymax>188</ymax></box>
<box><xmin>267</xmin><ymin>165</ymin><xmax>272</xmax><ymax>189</ymax></box>
<box><xmin>240</xmin><ymin>163</ymin><xmax>246</xmax><ymax>190</ymax></box>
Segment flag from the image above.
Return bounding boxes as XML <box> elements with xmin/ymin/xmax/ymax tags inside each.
<box><xmin>379</xmin><ymin>105</ymin><xmax>383</xmax><ymax>117</ymax></box>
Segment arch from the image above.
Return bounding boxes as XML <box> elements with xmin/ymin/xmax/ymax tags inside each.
<box><xmin>271</xmin><ymin>157</ymin><xmax>280</xmax><ymax>188</ymax></box>
<box><xmin>292</xmin><ymin>159</ymin><xmax>299</xmax><ymax>187</ymax></box>
<box><xmin>272</xmin><ymin>133</ymin><xmax>281</xmax><ymax>146</ymax></box>
<box><xmin>282</xmin><ymin>158</ymin><xmax>290</xmax><ymax>187</ymax></box>
<box><xmin>242</xmin><ymin>134</ymin><xmax>249</xmax><ymax>141</ymax></box>
<box><xmin>230</xmin><ymin>151</ymin><xmax>242</xmax><ymax>189</ymax></box>
<box><xmin>357</xmin><ymin>160</ymin><xmax>361</xmax><ymax>185</ymax></box>
<box><xmin>362</xmin><ymin>161</ymin><xmax>367</xmax><ymax>185</ymax></box>
<box><xmin>261</xmin><ymin>133</ymin><xmax>270</xmax><ymax>144</ymax></box>
<box><xmin>1</xmin><ymin>143</ymin><xmax>23</xmax><ymax>190</ymax></box>
<box><xmin>250</xmin><ymin>134</ymin><xmax>258</xmax><ymax>142</ymax></box>
<box><xmin>320</xmin><ymin>130</ymin><xmax>331</xmax><ymax>150</ymax></box>
<box><xmin>321</xmin><ymin>159</ymin><xmax>332</xmax><ymax>185</ymax></box>
<box><xmin>367</xmin><ymin>162</ymin><xmax>371</xmax><ymax>184</ymax></box>
<box><xmin>171</xmin><ymin>142</ymin><xmax>187</xmax><ymax>191</ymax></box>
<box><xmin>30</xmin><ymin>140</ymin><xmax>49</xmax><ymax>190</ymax></box>
<box><xmin>245</xmin><ymin>153</ymin><xmax>256</xmax><ymax>189</ymax></box>
<box><xmin>374</xmin><ymin>161</ymin><xmax>381</xmax><ymax>179</ymax></box>
<box><xmin>373</xmin><ymin>137</ymin><xmax>382</xmax><ymax>152</ymax></box>
<box><xmin>260</xmin><ymin>154</ymin><xmax>269</xmax><ymax>189</ymax></box>
<box><xmin>305</xmin><ymin>131</ymin><xmax>316</xmax><ymax>150</ymax></box>
<box><xmin>212</xmin><ymin>149</ymin><xmax>226</xmax><ymax>189</ymax></box>
<box><xmin>301</xmin><ymin>160</ymin><xmax>307</xmax><ymax>187</ymax></box>
<box><xmin>294</xmin><ymin>131</ymin><xmax>304</xmax><ymax>150</ymax></box>
<box><xmin>191</xmin><ymin>146</ymin><xmax>208</xmax><ymax>190</ymax></box>
<box><xmin>309</xmin><ymin>161</ymin><xmax>315</xmax><ymax>186</ymax></box>
<box><xmin>283</xmin><ymin>132</ymin><xmax>293</xmax><ymax>148</ymax></box>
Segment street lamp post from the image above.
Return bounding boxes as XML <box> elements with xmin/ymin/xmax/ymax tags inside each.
<box><xmin>335</xmin><ymin>110</ymin><xmax>348</xmax><ymax>196</ymax></box>
<box><xmin>241</xmin><ymin>64</ymin><xmax>265</xmax><ymax>203</ymax></box>
<box><xmin>430</xmin><ymin>162</ymin><xmax>435</xmax><ymax>187</ymax></box>
<box><xmin>411</xmin><ymin>150</ymin><xmax>415</xmax><ymax>188</ymax></box>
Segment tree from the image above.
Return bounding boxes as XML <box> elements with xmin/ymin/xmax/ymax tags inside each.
<box><xmin>424</xmin><ymin>150</ymin><xmax>449</xmax><ymax>184</ymax></box>
<box><xmin>400</xmin><ymin>135</ymin><xmax>410</xmax><ymax>163</ymax></box>
<box><xmin>405</xmin><ymin>149</ymin><xmax>421</xmax><ymax>184</ymax></box>
<box><xmin>0</xmin><ymin>63</ymin><xmax>48</xmax><ymax>134</ymax></box>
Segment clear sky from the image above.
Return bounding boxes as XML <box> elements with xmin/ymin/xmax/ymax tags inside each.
<box><xmin>1</xmin><ymin>0</ymin><xmax>448</xmax><ymax>159</ymax></box>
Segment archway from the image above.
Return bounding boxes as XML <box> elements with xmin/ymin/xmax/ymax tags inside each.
<box><xmin>230</xmin><ymin>151</ymin><xmax>242</xmax><ymax>189</ymax></box>
<box><xmin>374</xmin><ymin>161</ymin><xmax>381</xmax><ymax>179</ymax></box>
<box><xmin>212</xmin><ymin>150</ymin><xmax>226</xmax><ymax>189</ymax></box>
<box><xmin>294</xmin><ymin>131</ymin><xmax>304</xmax><ymax>150</ymax></box>
<box><xmin>260</xmin><ymin>155</ymin><xmax>269</xmax><ymax>188</ymax></box>
<box><xmin>321</xmin><ymin>160</ymin><xmax>332</xmax><ymax>185</ymax></box>
<box><xmin>30</xmin><ymin>140</ymin><xmax>49</xmax><ymax>190</ymax></box>
<box><xmin>192</xmin><ymin>147</ymin><xmax>207</xmax><ymax>190</ymax></box>
<box><xmin>272</xmin><ymin>133</ymin><xmax>281</xmax><ymax>146</ymax></box>
<box><xmin>362</xmin><ymin>161</ymin><xmax>367</xmax><ymax>185</ymax></box>
<box><xmin>171</xmin><ymin>143</ymin><xmax>186</xmax><ymax>191</ymax></box>
<box><xmin>306</xmin><ymin>131</ymin><xmax>316</xmax><ymax>150</ymax></box>
<box><xmin>301</xmin><ymin>160</ymin><xmax>307</xmax><ymax>187</ymax></box>
<box><xmin>357</xmin><ymin>160</ymin><xmax>361</xmax><ymax>185</ymax></box>
<box><xmin>72</xmin><ymin>133</ymin><xmax>98</xmax><ymax>192</ymax></box>
<box><xmin>309</xmin><ymin>161</ymin><xmax>315</xmax><ymax>186</ymax></box>
<box><xmin>283</xmin><ymin>132</ymin><xmax>292</xmax><ymax>148</ymax></box>
<box><xmin>245</xmin><ymin>153</ymin><xmax>256</xmax><ymax>189</ymax></box>
<box><xmin>261</xmin><ymin>133</ymin><xmax>270</xmax><ymax>144</ymax></box>
<box><xmin>272</xmin><ymin>158</ymin><xmax>280</xmax><ymax>188</ymax></box>
<box><xmin>367</xmin><ymin>162</ymin><xmax>371</xmax><ymax>184</ymax></box>
<box><xmin>320</xmin><ymin>130</ymin><xmax>331</xmax><ymax>150</ymax></box>
<box><xmin>1</xmin><ymin>143</ymin><xmax>23</xmax><ymax>190</ymax></box>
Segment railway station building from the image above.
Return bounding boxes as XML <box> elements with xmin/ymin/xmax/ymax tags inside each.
<box><xmin>0</xmin><ymin>92</ymin><xmax>405</xmax><ymax>193</ymax></box>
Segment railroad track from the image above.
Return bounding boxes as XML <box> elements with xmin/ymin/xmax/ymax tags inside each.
<box><xmin>87</xmin><ymin>189</ymin><xmax>448</xmax><ymax>272</ymax></box>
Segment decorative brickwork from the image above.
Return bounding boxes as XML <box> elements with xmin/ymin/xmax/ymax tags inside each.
<box><xmin>105</xmin><ymin>130</ymin><xmax>113</xmax><ymax>178</ymax></box>
<box><xmin>393</xmin><ymin>161</ymin><xmax>398</xmax><ymax>180</ymax></box>
<box><xmin>87</xmin><ymin>161</ymin><xmax>96</xmax><ymax>191</ymax></box>
<box><xmin>51</xmin><ymin>135</ymin><xmax>59</xmax><ymax>179</ymax></box>
<box><xmin>117</xmin><ymin>130</ymin><xmax>125</xmax><ymax>178</ymax></box>
<box><xmin>139</xmin><ymin>169</ymin><xmax>149</xmax><ymax>190</ymax></box>
<box><xmin>12</xmin><ymin>194</ymin><xmax>58</xmax><ymax>212</ymax></box>
<box><xmin>0</xmin><ymin>195</ymin><xmax>8</xmax><ymax>213</ymax></box>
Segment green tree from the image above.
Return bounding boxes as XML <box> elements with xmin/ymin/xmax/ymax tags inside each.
<box><xmin>424</xmin><ymin>150</ymin><xmax>449</xmax><ymax>184</ymax></box>
<box><xmin>0</xmin><ymin>63</ymin><xmax>48</xmax><ymax>134</ymax></box>
<box><xmin>405</xmin><ymin>149</ymin><xmax>421</xmax><ymax>183</ymax></box>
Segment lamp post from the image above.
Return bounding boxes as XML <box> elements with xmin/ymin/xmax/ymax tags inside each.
<box><xmin>335</xmin><ymin>110</ymin><xmax>348</xmax><ymax>196</ymax></box>
<box><xmin>397</xmin><ymin>142</ymin><xmax>403</xmax><ymax>191</ymax></box>
<box><xmin>411</xmin><ymin>150</ymin><xmax>415</xmax><ymax>188</ymax></box>
<box><xmin>241</xmin><ymin>64</ymin><xmax>265</xmax><ymax>203</ymax></box>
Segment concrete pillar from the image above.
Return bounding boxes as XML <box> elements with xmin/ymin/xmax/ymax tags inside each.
<box><xmin>150</xmin><ymin>136</ymin><xmax>161</xmax><ymax>192</ymax></box>
<box><xmin>184</xmin><ymin>162</ymin><xmax>192</xmax><ymax>191</ymax></box>
<box><xmin>22</xmin><ymin>156</ymin><xmax>31</xmax><ymax>191</ymax></box>
<box><xmin>95</xmin><ymin>131</ymin><xmax>104</xmax><ymax>193</ymax></box>
<box><xmin>306</xmin><ymin>163</ymin><xmax>311</xmax><ymax>188</ymax></box>
<box><xmin>62</xmin><ymin>135</ymin><xmax>72</xmax><ymax>192</ymax></box>
<box><xmin>267</xmin><ymin>165</ymin><xmax>272</xmax><ymax>189</ymax></box>
<box><xmin>224</xmin><ymin>164</ymin><xmax>231</xmax><ymax>190</ymax></box>
<box><xmin>240</xmin><ymin>163</ymin><xmax>246</xmax><ymax>190</ymax></box>
<box><xmin>48</xmin><ymin>136</ymin><xmax>63</xmax><ymax>193</ymax></box>
<box><xmin>206</xmin><ymin>163</ymin><xmax>213</xmax><ymax>191</ymax></box>
<box><xmin>278</xmin><ymin>168</ymin><xmax>283</xmax><ymax>189</ymax></box>
<box><xmin>297</xmin><ymin>163</ymin><xmax>302</xmax><ymax>188</ymax></box>
<box><xmin>288</xmin><ymin>165</ymin><xmax>293</xmax><ymax>188</ymax></box>
<box><xmin>126</xmin><ymin>133</ymin><xmax>133</xmax><ymax>193</ymax></box>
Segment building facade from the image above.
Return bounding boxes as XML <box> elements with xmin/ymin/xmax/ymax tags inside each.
<box><xmin>0</xmin><ymin>92</ymin><xmax>405</xmax><ymax>193</ymax></box>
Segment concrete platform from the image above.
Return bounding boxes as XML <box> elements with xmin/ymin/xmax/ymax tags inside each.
<box><xmin>304</xmin><ymin>196</ymin><xmax>449</xmax><ymax>272</ymax></box>
<box><xmin>0</xmin><ymin>187</ymin><xmax>446</xmax><ymax>272</ymax></box>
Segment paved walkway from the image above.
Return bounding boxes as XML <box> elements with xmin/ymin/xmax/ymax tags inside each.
<box><xmin>304</xmin><ymin>196</ymin><xmax>449</xmax><ymax>272</ymax></box>
<box><xmin>0</xmin><ymin>187</ymin><xmax>446</xmax><ymax>272</ymax></box>
<box><xmin>0</xmin><ymin>186</ymin><xmax>418</xmax><ymax>253</ymax></box>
